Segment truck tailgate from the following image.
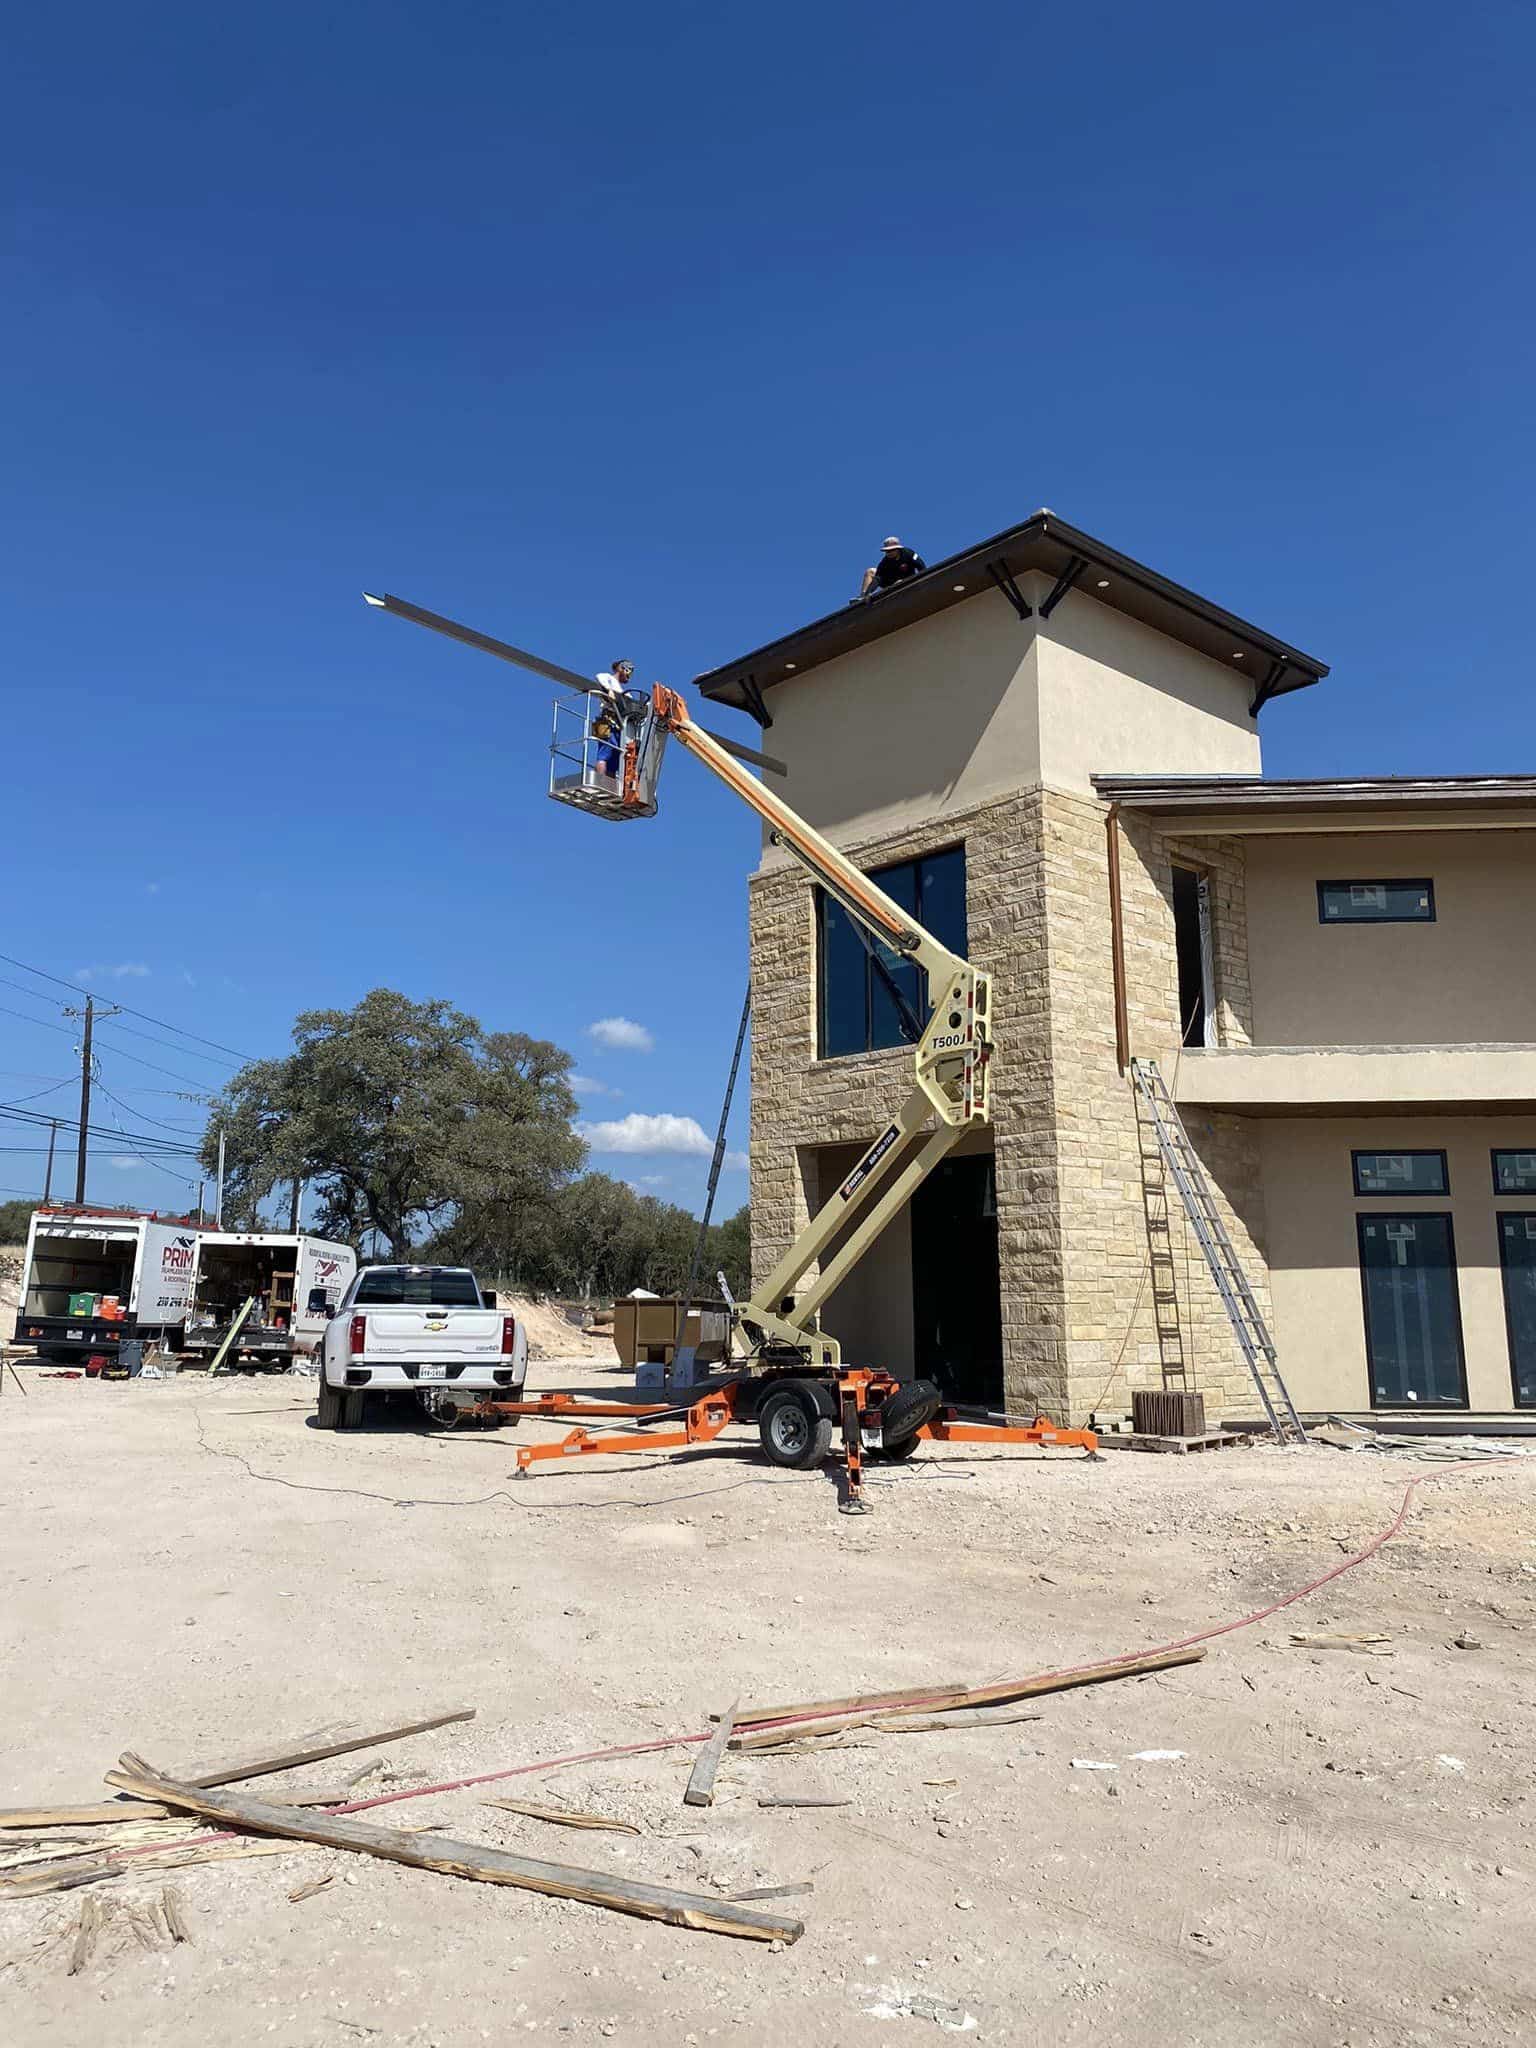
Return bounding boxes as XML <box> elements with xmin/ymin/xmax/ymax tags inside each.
<box><xmin>360</xmin><ymin>1309</ymin><xmax>504</xmax><ymax>1363</ymax></box>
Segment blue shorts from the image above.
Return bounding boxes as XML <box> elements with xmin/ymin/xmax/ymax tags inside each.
<box><xmin>595</xmin><ymin>743</ymin><xmax>620</xmax><ymax>774</ymax></box>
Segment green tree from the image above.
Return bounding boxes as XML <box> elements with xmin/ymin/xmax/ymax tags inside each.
<box><xmin>202</xmin><ymin>989</ymin><xmax>584</xmax><ymax>1259</ymax></box>
<box><xmin>0</xmin><ymin>1197</ymin><xmax>38</xmax><ymax>1243</ymax></box>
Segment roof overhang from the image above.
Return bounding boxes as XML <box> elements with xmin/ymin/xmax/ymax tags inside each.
<box><xmin>1093</xmin><ymin>773</ymin><xmax>1536</xmax><ymax>835</ymax></box>
<box><xmin>695</xmin><ymin>510</ymin><xmax>1328</xmax><ymax>724</ymax></box>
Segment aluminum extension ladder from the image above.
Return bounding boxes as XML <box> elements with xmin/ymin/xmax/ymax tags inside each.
<box><xmin>1130</xmin><ymin>1059</ymin><xmax>1307</xmax><ymax>1444</ymax></box>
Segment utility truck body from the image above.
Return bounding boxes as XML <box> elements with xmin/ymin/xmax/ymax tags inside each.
<box><xmin>182</xmin><ymin>1231</ymin><xmax>357</xmax><ymax>1368</ymax></box>
<box><xmin>315</xmin><ymin>1263</ymin><xmax>526</xmax><ymax>1428</ymax></box>
<box><xmin>12</xmin><ymin>1207</ymin><xmax>202</xmax><ymax>1360</ymax></box>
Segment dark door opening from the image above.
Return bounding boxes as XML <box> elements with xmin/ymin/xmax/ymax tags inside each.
<box><xmin>1170</xmin><ymin>864</ymin><xmax>1210</xmax><ymax>1047</ymax></box>
<box><xmin>1357</xmin><ymin>1212</ymin><xmax>1468</xmax><ymax>1408</ymax></box>
<box><xmin>1497</xmin><ymin>1213</ymin><xmax>1536</xmax><ymax>1408</ymax></box>
<box><xmin>911</xmin><ymin>1154</ymin><xmax>1003</xmax><ymax>1407</ymax></box>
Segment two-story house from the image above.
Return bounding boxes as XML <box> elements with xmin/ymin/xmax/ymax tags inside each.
<box><xmin>696</xmin><ymin>511</ymin><xmax>1536</xmax><ymax>1427</ymax></box>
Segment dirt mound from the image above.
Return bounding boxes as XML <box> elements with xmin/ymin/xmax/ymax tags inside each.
<box><xmin>0</xmin><ymin>1244</ymin><xmax>22</xmax><ymax>1331</ymax></box>
<box><xmin>503</xmin><ymin>1293</ymin><xmax>610</xmax><ymax>1363</ymax></box>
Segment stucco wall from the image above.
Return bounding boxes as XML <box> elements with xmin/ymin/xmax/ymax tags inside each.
<box><xmin>1245</xmin><ymin>830</ymin><xmax>1536</xmax><ymax>1046</ymax></box>
<box><xmin>1260</xmin><ymin>1114</ymin><xmax>1536</xmax><ymax>1414</ymax></box>
<box><xmin>1036</xmin><ymin>591</ymin><xmax>1261</xmax><ymax>795</ymax></box>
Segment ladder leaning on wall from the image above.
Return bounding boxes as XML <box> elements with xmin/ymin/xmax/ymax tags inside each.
<box><xmin>1130</xmin><ymin>1059</ymin><xmax>1308</xmax><ymax>1446</ymax></box>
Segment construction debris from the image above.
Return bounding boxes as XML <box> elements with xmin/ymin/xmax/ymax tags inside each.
<box><xmin>103</xmin><ymin>1706</ymin><xmax>475</xmax><ymax>1793</ymax></box>
<box><xmin>160</xmin><ymin>1885</ymin><xmax>192</xmax><ymax>1943</ymax></box>
<box><xmin>110</xmin><ymin>1756</ymin><xmax>803</xmax><ymax>1944</ymax></box>
<box><xmin>757</xmin><ymin>1795</ymin><xmax>850</xmax><ymax>1809</ymax></box>
<box><xmin>287</xmin><ymin>1875</ymin><xmax>335</xmax><ymax>1903</ymax></box>
<box><xmin>1289</xmin><ymin>1632</ymin><xmax>1393</xmax><ymax>1654</ymax></box>
<box><xmin>482</xmin><ymin>1799</ymin><xmax>641</xmax><ymax>1837</ymax></box>
<box><xmin>67</xmin><ymin>1895</ymin><xmax>103</xmax><ymax>1974</ymax></box>
<box><xmin>683</xmin><ymin>1699</ymin><xmax>738</xmax><ymax>1809</ymax></box>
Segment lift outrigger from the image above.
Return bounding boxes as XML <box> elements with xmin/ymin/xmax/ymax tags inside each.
<box><xmin>364</xmin><ymin>592</ymin><xmax>1098</xmax><ymax>1505</ymax></box>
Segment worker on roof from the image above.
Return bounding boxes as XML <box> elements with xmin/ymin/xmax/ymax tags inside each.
<box><xmin>589</xmin><ymin>659</ymin><xmax>634</xmax><ymax>781</ymax></box>
<box><xmin>860</xmin><ymin>536</ymin><xmax>926</xmax><ymax>600</ymax></box>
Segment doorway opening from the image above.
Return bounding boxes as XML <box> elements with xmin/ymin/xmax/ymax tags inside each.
<box><xmin>911</xmin><ymin>1153</ymin><xmax>1003</xmax><ymax>1406</ymax></box>
<box><xmin>1171</xmin><ymin>864</ymin><xmax>1214</xmax><ymax>1047</ymax></box>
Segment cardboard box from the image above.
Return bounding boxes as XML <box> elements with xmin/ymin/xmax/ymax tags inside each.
<box><xmin>611</xmin><ymin>1296</ymin><xmax>729</xmax><ymax>1373</ymax></box>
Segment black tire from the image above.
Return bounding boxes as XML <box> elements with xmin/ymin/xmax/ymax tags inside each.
<box><xmin>878</xmin><ymin>1377</ymin><xmax>942</xmax><ymax>1443</ymax></box>
<box><xmin>875</xmin><ymin>1432</ymin><xmax>922</xmax><ymax>1461</ymax></box>
<box><xmin>315</xmin><ymin>1378</ymin><xmax>344</xmax><ymax>1430</ymax></box>
<box><xmin>758</xmin><ymin>1383</ymin><xmax>836</xmax><ymax>1470</ymax></box>
<box><xmin>340</xmin><ymin>1390</ymin><xmax>365</xmax><ymax>1430</ymax></box>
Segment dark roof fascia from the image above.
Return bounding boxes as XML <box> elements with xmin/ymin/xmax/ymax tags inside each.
<box><xmin>1092</xmin><ymin>773</ymin><xmax>1536</xmax><ymax>818</ymax></box>
<box><xmin>695</xmin><ymin>511</ymin><xmax>1329</xmax><ymax>722</ymax></box>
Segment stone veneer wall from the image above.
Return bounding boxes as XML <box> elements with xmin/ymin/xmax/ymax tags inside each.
<box><xmin>746</xmin><ymin>784</ymin><xmax>1275</xmax><ymax>1424</ymax></box>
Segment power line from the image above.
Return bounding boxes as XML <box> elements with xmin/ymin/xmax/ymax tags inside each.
<box><xmin>90</xmin><ymin>1030</ymin><xmax>222</xmax><ymax>1089</ymax></box>
<box><xmin>0</xmin><ymin>1103</ymin><xmax>203</xmax><ymax>1159</ymax></box>
<box><xmin>0</xmin><ymin>1080</ymin><xmax>74</xmax><ymax>1111</ymax></box>
<box><xmin>93</xmin><ymin>1080</ymin><xmax>208</xmax><ymax>1140</ymax></box>
<box><xmin>0</xmin><ymin>1001</ymin><xmax>77</xmax><ymax>1040</ymax></box>
<box><xmin>0</xmin><ymin>951</ymin><xmax>257</xmax><ymax>1063</ymax></box>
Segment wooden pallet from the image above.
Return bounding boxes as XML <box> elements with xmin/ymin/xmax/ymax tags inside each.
<box><xmin>1096</xmin><ymin>1429</ymin><xmax>1247</xmax><ymax>1455</ymax></box>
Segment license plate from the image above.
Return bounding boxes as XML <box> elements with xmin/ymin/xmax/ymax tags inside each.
<box><xmin>419</xmin><ymin>1363</ymin><xmax>447</xmax><ymax>1381</ymax></box>
<box><xmin>68</xmin><ymin>1328</ymin><xmax>83</xmax><ymax>1339</ymax></box>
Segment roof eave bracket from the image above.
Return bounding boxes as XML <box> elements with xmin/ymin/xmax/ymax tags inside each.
<box><xmin>1248</xmin><ymin>657</ymin><xmax>1287</xmax><ymax>718</ymax></box>
<box><xmin>985</xmin><ymin>559</ymin><xmax>1033</xmax><ymax>622</ymax></box>
<box><xmin>1037</xmin><ymin>554</ymin><xmax>1087</xmax><ymax>620</ymax></box>
<box><xmin>735</xmin><ymin>671</ymin><xmax>773</xmax><ymax>730</ymax></box>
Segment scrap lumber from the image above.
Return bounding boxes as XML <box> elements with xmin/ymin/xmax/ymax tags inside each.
<box><xmin>873</xmin><ymin>1706</ymin><xmax>1046</xmax><ymax>1734</ymax></box>
<box><xmin>0</xmin><ymin>1837</ymin><xmax>296</xmax><ymax>1900</ymax></box>
<box><xmin>0</xmin><ymin>1800</ymin><xmax>176</xmax><ymax>1829</ymax></box>
<box><xmin>757</xmin><ymin>1795</ymin><xmax>850</xmax><ymax>1809</ymax></box>
<box><xmin>483</xmin><ymin>1800</ymin><xmax>640</xmax><ymax>1837</ymax></box>
<box><xmin>104</xmin><ymin>1706</ymin><xmax>475</xmax><ymax>1792</ymax></box>
<box><xmin>110</xmin><ymin>1756</ymin><xmax>803</xmax><ymax>1945</ymax></box>
<box><xmin>731</xmin><ymin>1683</ymin><xmax>971</xmax><ymax>1727</ymax></box>
<box><xmin>160</xmin><ymin>1887</ymin><xmax>191</xmax><ymax>1944</ymax></box>
<box><xmin>730</xmin><ymin>1647</ymin><xmax>1205</xmax><ymax>1747</ymax></box>
<box><xmin>728</xmin><ymin>1880</ymin><xmax>814</xmax><ymax>1901</ymax></box>
<box><xmin>684</xmin><ymin>1698</ymin><xmax>739</xmax><ymax>1809</ymax></box>
<box><xmin>288</xmin><ymin>1876</ymin><xmax>335</xmax><ymax>1903</ymax></box>
<box><xmin>67</xmin><ymin>1896</ymin><xmax>103</xmax><ymax>1975</ymax></box>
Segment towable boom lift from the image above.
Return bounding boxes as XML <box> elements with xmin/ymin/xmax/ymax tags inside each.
<box><xmin>364</xmin><ymin>592</ymin><xmax>1098</xmax><ymax>1504</ymax></box>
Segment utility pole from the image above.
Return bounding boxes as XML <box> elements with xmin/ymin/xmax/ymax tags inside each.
<box><xmin>61</xmin><ymin>999</ymin><xmax>121</xmax><ymax>1206</ymax></box>
<box><xmin>215</xmin><ymin>1129</ymin><xmax>226</xmax><ymax>1228</ymax></box>
<box><xmin>289</xmin><ymin>1179</ymin><xmax>303</xmax><ymax>1233</ymax></box>
<box><xmin>42</xmin><ymin>1119</ymin><xmax>58</xmax><ymax>1203</ymax></box>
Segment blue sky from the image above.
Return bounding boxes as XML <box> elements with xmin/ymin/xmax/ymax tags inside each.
<box><xmin>3</xmin><ymin>1</ymin><xmax>1532</xmax><ymax>1219</ymax></box>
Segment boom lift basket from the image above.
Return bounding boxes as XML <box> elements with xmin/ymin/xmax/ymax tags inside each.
<box><xmin>549</xmin><ymin>693</ymin><xmax>668</xmax><ymax>821</ymax></box>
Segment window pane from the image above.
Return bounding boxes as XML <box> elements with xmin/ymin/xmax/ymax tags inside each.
<box><xmin>1499</xmin><ymin>1215</ymin><xmax>1536</xmax><ymax>1407</ymax></box>
<box><xmin>1493</xmin><ymin>1151</ymin><xmax>1536</xmax><ymax>1194</ymax></box>
<box><xmin>819</xmin><ymin>896</ymin><xmax>868</xmax><ymax>1058</ymax></box>
<box><xmin>1357</xmin><ymin>1214</ymin><xmax>1465</xmax><ymax>1406</ymax></box>
<box><xmin>870</xmin><ymin>861</ymin><xmax>922</xmax><ymax>1051</ymax></box>
<box><xmin>916</xmin><ymin>847</ymin><xmax>968</xmax><ymax>956</ymax></box>
<box><xmin>1353</xmin><ymin>1152</ymin><xmax>1447</xmax><ymax>1196</ymax></box>
<box><xmin>1318</xmin><ymin>879</ymin><xmax>1434</xmax><ymax>923</ymax></box>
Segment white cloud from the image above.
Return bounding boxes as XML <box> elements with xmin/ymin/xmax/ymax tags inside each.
<box><xmin>632</xmin><ymin>1173</ymin><xmax>670</xmax><ymax>1190</ymax></box>
<box><xmin>578</xmin><ymin>1112</ymin><xmax>711</xmax><ymax>1157</ymax></box>
<box><xmin>145</xmin><ymin>882</ymin><xmax>161</xmax><ymax>896</ymax></box>
<box><xmin>725</xmin><ymin>1150</ymin><xmax>749</xmax><ymax>1172</ymax></box>
<box><xmin>77</xmin><ymin>962</ymin><xmax>150</xmax><ymax>982</ymax></box>
<box><xmin>109</xmin><ymin>1154</ymin><xmax>143</xmax><ymax>1169</ymax></box>
<box><xmin>569</xmin><ymin>1074</ymin><xmax>621</xmax><ymax>1099</ymax></box>
<box><xmin>587</xmin><ymin>1016</ymin><xmax>654</xmax><ymax>1053</ymax></box>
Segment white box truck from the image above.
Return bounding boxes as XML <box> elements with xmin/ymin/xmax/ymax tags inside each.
<box><xmin>11</xmin><ymin>1206</ymin><xmax>204</xmax><ymax>1361</ymax></box>
<box><xmin>181</xmin><ymin>1231</ymin><xmax>357</xmax><ymax>1369</ymax></box>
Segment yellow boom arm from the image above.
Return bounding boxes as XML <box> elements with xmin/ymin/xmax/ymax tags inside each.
<box><xmin>651</xmin><ymin>687</ymin><xmax>994</xmax><ymax>1368</ymax></box>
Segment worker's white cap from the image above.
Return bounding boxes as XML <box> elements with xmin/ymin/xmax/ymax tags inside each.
<box><xmin>882</xmin><ymin>535</ymin><xmax>903</xmax><ymax>550</ymax></box>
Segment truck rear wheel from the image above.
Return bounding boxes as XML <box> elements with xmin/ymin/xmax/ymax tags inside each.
<box><xmin>316</xmin><ymin>1382</ymin><xmax>365</xmax><ymax>1430</ymax></box>
<box><xmin>758</xmin><ymin>1382</ymin><xmax>835</xmax><ymax>1470</ymax></box>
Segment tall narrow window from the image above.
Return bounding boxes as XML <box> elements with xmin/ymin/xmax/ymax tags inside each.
<box><xmin>1170</xmin><ymin>865</ymin><xmax>1212</xmax><ymax>1047</ymax></box>
<box><xmin>1357</xmin><ymin>1213</ymin><xmax>1467</xmax><ymax>1408</ymax></box>
<box><xmin>817</xmin><ymin>847</ymin><xmax>967</xmax><ymax>1059</ymax></box>
<box><xmin>1498</xmin><ymin>1215</ymin><xmax>1536</xmax><ymax>1408</ymax></box>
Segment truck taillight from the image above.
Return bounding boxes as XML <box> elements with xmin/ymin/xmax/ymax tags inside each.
<box><xmin>349</xmin><ymin>1315</ymin><xmax>367</xmax><ymax>1356</ymax></box>
<box><xmin>501</xmin><ymin>1315</ymin><xmax>516</xmax><ymax>1354</ymax></box>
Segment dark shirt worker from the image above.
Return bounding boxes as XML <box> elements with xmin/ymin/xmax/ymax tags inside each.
<box><xmin>860</xmin><ymin>536</ymin><xmax>926</xmax><ymax>599</ymax></box>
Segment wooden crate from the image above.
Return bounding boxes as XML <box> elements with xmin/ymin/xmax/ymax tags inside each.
<box><xmin>1132</xmin><ymin>1389</ymin><xmax>1207</xmax><ymax>1438</ymax></box>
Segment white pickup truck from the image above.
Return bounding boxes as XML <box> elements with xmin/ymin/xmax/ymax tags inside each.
<box><xmin>315</xmin><ymin>1264</ymin><xmax>527</xmax><ymax>1430</ymax></box>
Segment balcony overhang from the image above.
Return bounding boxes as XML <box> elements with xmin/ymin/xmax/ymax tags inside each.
<box><xmin>1173</xmin><ymin>1044</ymin><xmax>1536</xmax><ymax>1116</ymax></box>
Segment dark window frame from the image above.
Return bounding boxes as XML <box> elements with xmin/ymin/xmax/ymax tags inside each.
<box><xmin>1351</xmin><ymin>1149</ymin><xmax>1449</xmax><ymax>1197</ymax></box>
<box><xmin>1491</xmin><ymin>1149</ymin><xmax>1536</xmax><ymax>1196</ymax></box>
<box><xmin>1316</xmin><ymin>878</ymin><xmax>1436</xmax><ymax>925</ymax></box>
<box><xmin>1496</xmin><ymin>1211</ymin><xmax>1536</xmax><ymax>1410</ymax></box>
<box><xmin>1355</xmin><ymin>1211</ymin><xmax>1469</xmax><ymax>1411</ymax></box>
<box><xmin>815</xmin><ymin>844</ymin><xmax>967</xmax><ymax>1061</ymax></box>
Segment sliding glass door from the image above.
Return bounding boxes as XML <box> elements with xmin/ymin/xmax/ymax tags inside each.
<box><xmin>1357</xmin><ymin>1214</ymin><xmax>1467</xmax><ymax>1408</ymax></box>
<box><xmin>1498</xmin><ymin>1214</ymin><xmax>1536</xmax><ymax>1408</ymax></box>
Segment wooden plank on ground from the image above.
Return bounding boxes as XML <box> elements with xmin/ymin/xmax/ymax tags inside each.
<box><xmin>731</xmin><ymin>1683</ymin><xmax>971</xmax><ymax>1728</ymax></box>
<box><xmin>483</xmin><ymin>1800</ymin><xmax>640</xmax><ymax>1837</ymax></box>
<box><xmin>731</xmin><ymin>1647</ymin><xmax>1206</xmax><ymax>1747</ymax></box>
<box><xmin>684</xmin><ymin>1699</ymin><xmax>738</xmax><ymax>1809</ymax></box>
<box><xmin>103</xmin><ymin>1706</ymin><xmax>475</xmax><ymax>1792</ymax></box>
<box><xmin>110</xmin><ymin>1756</ymin><xmax>803</xmax><ymax>1945</ymax></box>
<box><xmin>1</xmin><ymin>1801</ymin><xmax>174</xmax><ymax>1830</ymax></box>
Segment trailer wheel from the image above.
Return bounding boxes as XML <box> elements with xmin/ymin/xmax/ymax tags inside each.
<box><xmin>758</xmin><ymin>1382</ymin><xmax>835</xmax><ymax>1470</ymax></box>
<box><xmin>875</xmin><ymin>1432</ymin><xmax>923</xmax><ymax>1461</ymax></box>
<box><xmin>877</xmin><ymin>1378</ymin><xmax>942</xmax><ymax>1444</ymax></box>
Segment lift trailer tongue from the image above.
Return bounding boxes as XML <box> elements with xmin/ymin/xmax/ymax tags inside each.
<box><xmin>363</xmin><ymin>592</ymin><xmax>1098</xmax><ymax>1507</ymax></box>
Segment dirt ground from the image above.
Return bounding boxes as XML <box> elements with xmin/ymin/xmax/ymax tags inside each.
<box><xmin>3</xmin><ymin>1361</ymin><xmax>1534</xmax><ymax>2047</ymax></box>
